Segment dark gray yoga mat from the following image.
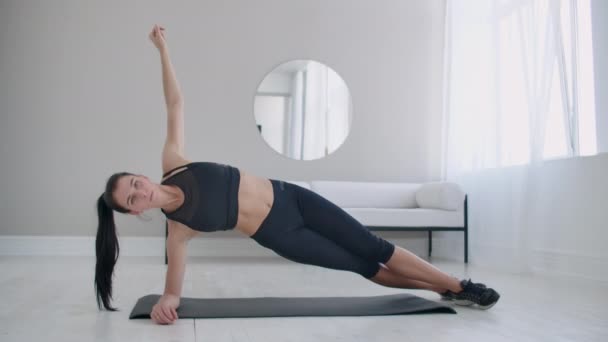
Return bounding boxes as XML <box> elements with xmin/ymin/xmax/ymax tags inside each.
<box><xmin>129</xmin><ymin>293</ymin><xmax>456</xmax><ymax>319</ymax></box>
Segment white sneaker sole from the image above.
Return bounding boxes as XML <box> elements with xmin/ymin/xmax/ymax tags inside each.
<box><xmin>453</xmin><ymin>299</ymin><xmax>498</xmax><ymax>310</ymax></box>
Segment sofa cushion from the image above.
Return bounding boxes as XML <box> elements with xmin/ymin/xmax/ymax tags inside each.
<box><xmin>415</xmin><ymin>182</ymin><xmax>465</xmax><ymax>211</ymax></box>
<box><xmin>310</xmin><ymin>181</ymin><xmax>420</xmax><ymax>208</ymax></box>
<box><xmin>345</xmin><ymin>208</ymin><xmax>464</xmax><ymax>227</ymax></box>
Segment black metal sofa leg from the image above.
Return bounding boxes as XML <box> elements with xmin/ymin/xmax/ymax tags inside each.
<box><xmin>428</xmin><ymin>230</ymin><xmax>432</xmax><ymax>258</ymax></box>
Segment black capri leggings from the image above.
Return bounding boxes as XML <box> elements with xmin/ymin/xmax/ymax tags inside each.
<box><xmin>250</xmin><ymin>179</ymin><xmax>396</xmax><ymax>279</ymax></box>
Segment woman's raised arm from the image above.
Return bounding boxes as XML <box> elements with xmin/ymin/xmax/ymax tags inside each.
<box><xmin>149</xmin><ymin>25</ymin><xmax>183</xmax><ymax>106</ymax></box>
<box><xmin>149</xmin><ymin>25</ymin><xmax>187</xmax><ymax>165</ymax></box>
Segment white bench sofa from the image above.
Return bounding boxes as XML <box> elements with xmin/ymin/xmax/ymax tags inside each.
<box><xmin>164</xmin><ymin>181</ymin><xmax>468</xmax><ymax>263</ymax></box>
<box><xmin>284</xmin><ymin>180</ymin><xmax>469</xmax><ymax>263</ymax></box>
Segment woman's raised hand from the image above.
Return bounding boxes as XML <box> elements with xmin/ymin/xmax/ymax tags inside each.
<box><xmin>149</xmin><ymin>24</ymin><xmax>167</xmax><ymax>51</ymax></box>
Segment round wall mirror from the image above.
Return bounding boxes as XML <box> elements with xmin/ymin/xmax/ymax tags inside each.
<box><xmin>254</xmin><ymin>60</ymin><xmax>353</xmax><ymax>161</ymax></box>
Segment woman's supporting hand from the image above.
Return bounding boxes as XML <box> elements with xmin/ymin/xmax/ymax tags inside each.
<box><xmin>149</xmin><ymin>24</ymin><xmax>167</xmax><ymax>52</ymax></box>
<box><xmin>150</xmin><ymin>293</ymin><xmax>180</xmax><ymax>325</ymax></box>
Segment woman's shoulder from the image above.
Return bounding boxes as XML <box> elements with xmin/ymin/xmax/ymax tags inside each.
<box><xmin>162</xmin><ymin>155</ymin><xmax>193</xmax><ymax>181</ymax></box>
<box><xmin>162</xmin><ymin>143</ymin><xmax>193</xmax><ymax>175</ymax></box>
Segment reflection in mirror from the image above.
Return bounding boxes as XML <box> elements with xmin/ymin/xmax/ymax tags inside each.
<box><xmin>254</xmin><ymin>60</ymin><xmax>353</xmax><ymax>161</ymax></box>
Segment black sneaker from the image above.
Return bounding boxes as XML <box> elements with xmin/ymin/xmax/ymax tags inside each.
<box><xmin>439</xmin><ymin>289</ymin><xmax>455</xmax><ymax>301</ymax></box>
<box><xmin>440</xmin><ymin>280</ymin><xmax>486</xmax><ymax>301</ymax></box>
<box><xmin>452</xmin><ymin>279</ymin><xmax>500</xmax><ymax>309</ymax></box>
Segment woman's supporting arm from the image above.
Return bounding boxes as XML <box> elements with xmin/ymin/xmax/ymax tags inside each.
<box><xmin>164</xmin><ymin>233</ymin><xmax>189</xmax><ymax>299</ymax></box>
<box><xmin>151</xmin><ymin>221</ymin><xmax>199</xmax><ymax>324</ymax></box>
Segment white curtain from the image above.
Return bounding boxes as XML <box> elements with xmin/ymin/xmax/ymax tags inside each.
<box><xmin>441</xmin><ymin>0</ymin><xmax>593</xmax><ymax>271</ymax></box>
<box><xmin>441</xmin><ymin>0</ymin><xmax>587</xmax><ymax>180</ymax></box>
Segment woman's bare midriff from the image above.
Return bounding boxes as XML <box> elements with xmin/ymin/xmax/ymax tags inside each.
<box><xmin>233</xmin><ymin>168</ymin><xmax>274</xmax><ymax>237</ymax></box>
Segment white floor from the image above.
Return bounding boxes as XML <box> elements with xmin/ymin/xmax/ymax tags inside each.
<box><xmin>0</xmin><ymin>255</ymin><xmax>607</xmax><ymax>342</ymax></box>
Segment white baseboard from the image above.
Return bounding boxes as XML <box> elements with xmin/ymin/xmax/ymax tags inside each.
<box><xmin>0</xmin><ymin>236</ymin><xmax>276</xmax><ymax>258</ymax></box>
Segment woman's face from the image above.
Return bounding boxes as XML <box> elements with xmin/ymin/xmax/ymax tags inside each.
<box><xmin>113</xmin><ymin>174</ymin><xmax>156</xmax><ymax>214</ymax></box>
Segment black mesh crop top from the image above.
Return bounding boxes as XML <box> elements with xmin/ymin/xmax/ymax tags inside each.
<box><xmin>160</xmin><ymin>162</ymin><xmax>240</xmax><ymax>232</ymax></box>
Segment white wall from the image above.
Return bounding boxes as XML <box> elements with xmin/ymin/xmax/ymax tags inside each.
<box><xmin>0</xmin><ymin>0</ymin><xmax>446</xmax><ymax>237</ymax></box>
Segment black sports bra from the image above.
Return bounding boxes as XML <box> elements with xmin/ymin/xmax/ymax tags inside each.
<box><xmin>160</xmin><ymin>162</ymin><xmax>240</xmax><ymax>232</ymax></box>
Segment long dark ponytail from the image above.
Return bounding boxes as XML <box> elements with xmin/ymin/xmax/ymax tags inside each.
<box><xmin>95</xmin><ymin>172</ymin><xmax>132</xmax><ymax>311</ymax></box>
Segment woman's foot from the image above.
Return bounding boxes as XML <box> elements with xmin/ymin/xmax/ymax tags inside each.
<box><xmin>448</xmin><ymin>279</ymin><xmax>500</xmax><ymax>309</ymax></box>
<box><xmin>440</xmin><ymin>280</ymin><xmax>486</xmax><ymax>300</ymax></box>
<box><xmin>439</xmin><ymin>289</ymin><xmax>456</xmax><ymax>300</ymax></box>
